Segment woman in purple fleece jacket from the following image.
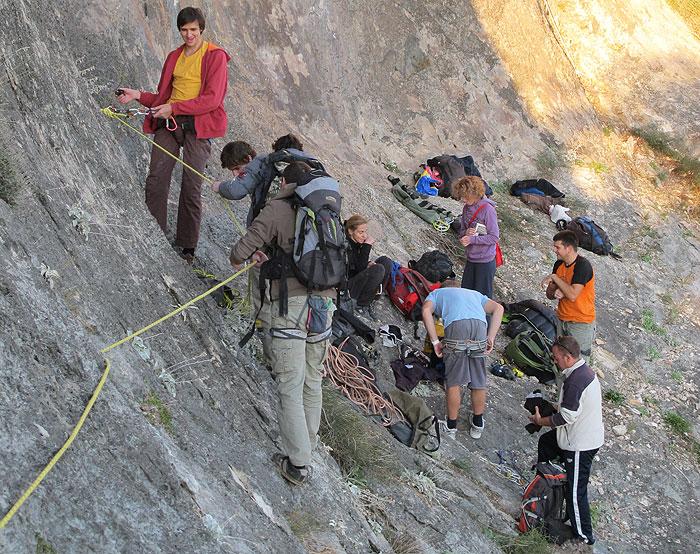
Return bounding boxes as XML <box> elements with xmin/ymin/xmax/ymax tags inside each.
<box><xmin>452</xmin><ymin>176</ymin><xmax>500</xmax><ymax>298</ymax></box>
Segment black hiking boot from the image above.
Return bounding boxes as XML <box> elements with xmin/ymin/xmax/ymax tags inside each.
<box><xmin>272</xmin><ymin>453</ymin><xmax>308</xmax><ymax>485</ymax></box>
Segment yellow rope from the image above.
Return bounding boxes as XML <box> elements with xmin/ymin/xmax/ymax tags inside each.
<box><xmin>0</xmin><ymin>262</ymin><xmax>256</xmax><ymax>531</ymax></box>
<box><xmin>101</xmin><ymin>107</ymin><xmax>245</xmax><ymax>236</ymax></box>
<box><xmin>0</xmin><ymin>359</ymin><xmax>112</xmax><ymax>531</ymax></box>
<box><xmin>102</xmin><ymin>262</ymin><xmax>255</xmax><ymax>353</ymax></box>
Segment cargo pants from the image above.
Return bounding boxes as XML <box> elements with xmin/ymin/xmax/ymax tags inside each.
<box><xmin>268</xmin><ymin>295</ymin><xmax>335</xmax><ymax>467</ymax></box>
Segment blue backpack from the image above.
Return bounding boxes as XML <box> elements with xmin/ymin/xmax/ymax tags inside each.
<box><xmin>560</xmin><ymin>217</ymin><xmax>621</xmax><ymax>259</ymax></box>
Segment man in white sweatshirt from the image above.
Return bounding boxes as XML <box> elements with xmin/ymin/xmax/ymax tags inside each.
<box><xmin>528</xmin><ymin>335</ymin><xmax>604</xmax><ymax>545</ymax></box>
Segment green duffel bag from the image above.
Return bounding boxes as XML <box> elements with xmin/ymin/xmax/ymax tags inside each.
<box><xmin>387</xmin><ymin>389</ymin><xmax>440</xmax><ymax>453</ymax></box>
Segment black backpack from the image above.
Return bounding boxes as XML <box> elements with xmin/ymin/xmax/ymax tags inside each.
<box><xmin>560</xmin><ymin>217</ymin><xmax>621</xmax><ymax>259</ymax></box>
<box><xmin>518</xmin><ymin>462</ymin><xmax>574</xmax><ymax>544</ymax></box>
<box><xmin>505</xmin><ymin>302</ymin><xmax>557</xmax><ymax>343</ymax></box>
<box><xmin>251</xmin><ymin>149</ymin><xmax>325</xmax><ymax>222</ymax></box>
<box><xmin>408</xmin><ymin>250</ymin><xmax>456</xmax><ymax>283</ymax></box>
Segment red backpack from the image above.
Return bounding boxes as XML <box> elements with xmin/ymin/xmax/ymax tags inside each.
<box><xmin>518</xmin><ymin>461</ymin><xmax>573</xmax><ymax>544</ymax></box>
<box><xmin>386</xmin><ymin>265</ymin><xmax>440</xmax><ymax>335</ymax></box>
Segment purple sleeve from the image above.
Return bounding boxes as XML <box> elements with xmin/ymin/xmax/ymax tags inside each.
<box><xmin>460</xmin><ymin>205</ymin><xmax>468</xmax><ymax>237</ymax></box>
<box><xmin>469</xmin><ymin>204</ymin><xmax>499</xmax><ymax>246</ymax></box>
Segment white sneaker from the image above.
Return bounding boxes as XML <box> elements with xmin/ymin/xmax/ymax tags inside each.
<box><xmin>470</xmin><ymin>419</ymin><xmax>485</xmax><ymax>439</ymax></box>
<box><xmin>438</xmin><ymin>419</ymin><xmax>457</xmax><ymax>440</ymax></box>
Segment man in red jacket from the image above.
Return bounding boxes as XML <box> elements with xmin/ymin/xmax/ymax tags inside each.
<box><xmin>117</xmin><ymin>7</ymin><xmax>230</xmax><ymax>264</ymax></box>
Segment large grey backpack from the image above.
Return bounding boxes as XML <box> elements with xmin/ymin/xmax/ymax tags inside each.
<box><xmin>291</xmin><ymin>172</ymin><xmax>347</xmax><ymax>292</ymax></box>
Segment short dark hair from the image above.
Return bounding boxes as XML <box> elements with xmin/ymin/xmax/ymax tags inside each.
<box><xmin>220</xmin><ymin>141</ymin><xmax>257</xmax><ymax>169</ymax></box>
<box><xmin>177</xmin><ymin>7</ymin><xmax>205</xmax><ymax>31</ymax></box>
<box><xmin>553</xmin><ymin>230</ymin><xmax>578</xmax><ymax>250</ymax></box>
<box><xmin>282</xmin><ymin>161</ymin><xmax>312</xmax><ymax>185</ymax></box>
<box><xmin>441</xmin><ymin>280</ymin><xmax>461</xmax><ymax>288</ymax></box>
<box><xmin>553</xmin><ymin>335</ymin><xmax>581</xmax><ymax>359</ymax></box>
<box><xmin>272</xmin><ymin>134</ymin><xmax>303</xmax><ymax>152</ymax></box>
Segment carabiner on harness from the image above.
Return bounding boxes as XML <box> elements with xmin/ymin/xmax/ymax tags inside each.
<box><xmin>165</xmin><ymin>116</ymin><xmax>178</xmax><ymax>131</ymax></box>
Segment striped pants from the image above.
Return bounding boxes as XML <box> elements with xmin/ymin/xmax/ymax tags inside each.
<box><xmin>538</xmin><ymin>429</ymin><xmax>599</xmax><ymax>544</ymax></box>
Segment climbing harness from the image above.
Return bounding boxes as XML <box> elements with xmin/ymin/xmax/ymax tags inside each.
<box><xmin>101</xmin><ymin>106</ymin><xmax>243</xmax><ymax>236</ymax></box>
<box><xmin>441</xmin><ymin>337</ymin><xmax>488</xmax><ymax>356</ymax></box>
<box><xmin>0</xmin><ymin>262</ymin><xmax>256</xmax><ymax>532</ymax></box>
<box><xmin>324</xmin><ymin>338</ymin><xmax>401</xmax><ymax>426</ymax></box>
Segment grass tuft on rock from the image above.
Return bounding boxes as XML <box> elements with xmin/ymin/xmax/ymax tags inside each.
<box><xmin>141</xmin><ymin>390</ymin><xmax>173</xmax><ymax>435</ymax></box>
<box><xmin>384</xmin><ymin>529</ymin><xmax>423</xmax><ymax>554</ymax></box>
<box><xmin>664</xmin><ymin>411</ymin><xmax>691</xmax><ymax>435</ymax></box>
<box><xmin>319</xmin><ymin>386</ymin><xmax>398</xmax><ymax>482</ymax></box>
<box><xmin>36</xmin><ymin>533</ymin><xmax>57</xmax><ymax>554</ymax></box>
<box><xmin>286</xmin><ymin>510</ymin><xmax>323</xmax><ymax>539</ymax></box>
<box><xmin>499</xmin><ymin>528</ymin><xmax>552</xmax><ymax>554</ymax></box>
<box><xmin>631</xmin><ymin>125</ymin><xmax>700</xmax><ymax>187</ymax></box>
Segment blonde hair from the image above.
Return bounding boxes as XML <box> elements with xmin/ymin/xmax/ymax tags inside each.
<box><xmin>344</xmin><ymin>214</ymin><xmax>367</xmax><ymax>232</ymax></box>
<box><xmin>451</xmin><ymin>176</ymin><xmax>485</xmax><ymax>201</ymax></box>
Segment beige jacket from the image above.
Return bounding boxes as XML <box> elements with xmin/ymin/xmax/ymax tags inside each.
<box><xmin>230</xmin><ymin>184</ymin><xmax>335</xmax><ymax>301</ymax></box>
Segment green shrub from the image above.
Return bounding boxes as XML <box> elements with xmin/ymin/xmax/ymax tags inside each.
<box><xmin>631</xmin><ymin>126</ymin><xmax>676</xmax><ymax>157</ymax></box>
<box><xmin>603</xmin><ymin>389</ymin><xmax>625</xmax><ymax>405</ymax></box>
<box><xmin>641</xmin><ymin>309</ymin><xmax>667</xmax><ymax>336</ymax></box>
<box><xmin>535</xmin><ymin>147</ymin><xmax>567</xmax><ymax>174</ymax></box>
<box><xmin>452</xmin><ymin>458</ymin><xmax>472</xmax><ymax>475</ymax></box>
<box><xmin>631</xmin><ymin>125</ymin><xmax>700</xmax><ymax>187</ymax></box>
<box><xmin>286</xmin><ymin>510</ymin><xmax>322</xmax><ymax>539</ymax></box>
<box><xmin>500</xmin><ymin>528</ymin><xmax>552</xmax><ymax>554</ymax></box>
<box><xmin>36</xmin><ymin>533</ymin><xmax>57</xmax><ymax>554</ymax></box>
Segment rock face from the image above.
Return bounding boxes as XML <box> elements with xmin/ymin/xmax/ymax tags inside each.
<box><xmin>1</xmin><ymin>1</ymin><xmax>699</xmax><ymax>553</ymax></box>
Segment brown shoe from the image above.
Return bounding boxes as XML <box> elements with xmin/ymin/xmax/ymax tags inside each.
<box><xmin>179</xmin><ymin>252</ymin><xmax>195</xmax><ymax>265</ymax></box>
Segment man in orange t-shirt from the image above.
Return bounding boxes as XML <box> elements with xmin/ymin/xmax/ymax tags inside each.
<box><xmin>117</xmin><ymin>7</ymin><xmax>230</xmax><ymax>264</ymax></box>
<box><xmin>541</xmin><ymin>230</ymin><xmax>596</xmax><ymax>359</ymax></box>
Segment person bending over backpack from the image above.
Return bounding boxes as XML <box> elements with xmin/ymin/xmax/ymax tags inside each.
<box><xmin>422</xmin><ymin>281</ymin><xmax>503</xmax><ymax>440</ymax></box>
<box><xmin>528</xmin><ymin>335</ymin><xmax>604</xmax><ymax>546</ymax></box>
<box><xmin>211</xmin><ymin>134</ymin><xmax>320</xmax><ymax>227</ymax></box>
<box><xmin>229</xmin><ymin>162</ymin><xmax>336</xmax><ymax>486</ymax></box>
<box><xmin>452</xmin><ymin>176</ymin><xmax>500</xmax><ymax>298</ymax></box>
<box><xmin>344</xmin><ymin>215</ymin><xmax>393</xmax><ymax>318</ymax></box>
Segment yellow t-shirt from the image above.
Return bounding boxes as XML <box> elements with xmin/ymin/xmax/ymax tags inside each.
<box><xmin>169</xmin><ymin>41</ymin><xmax>207</xmax><ymax>103</ymax></box>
